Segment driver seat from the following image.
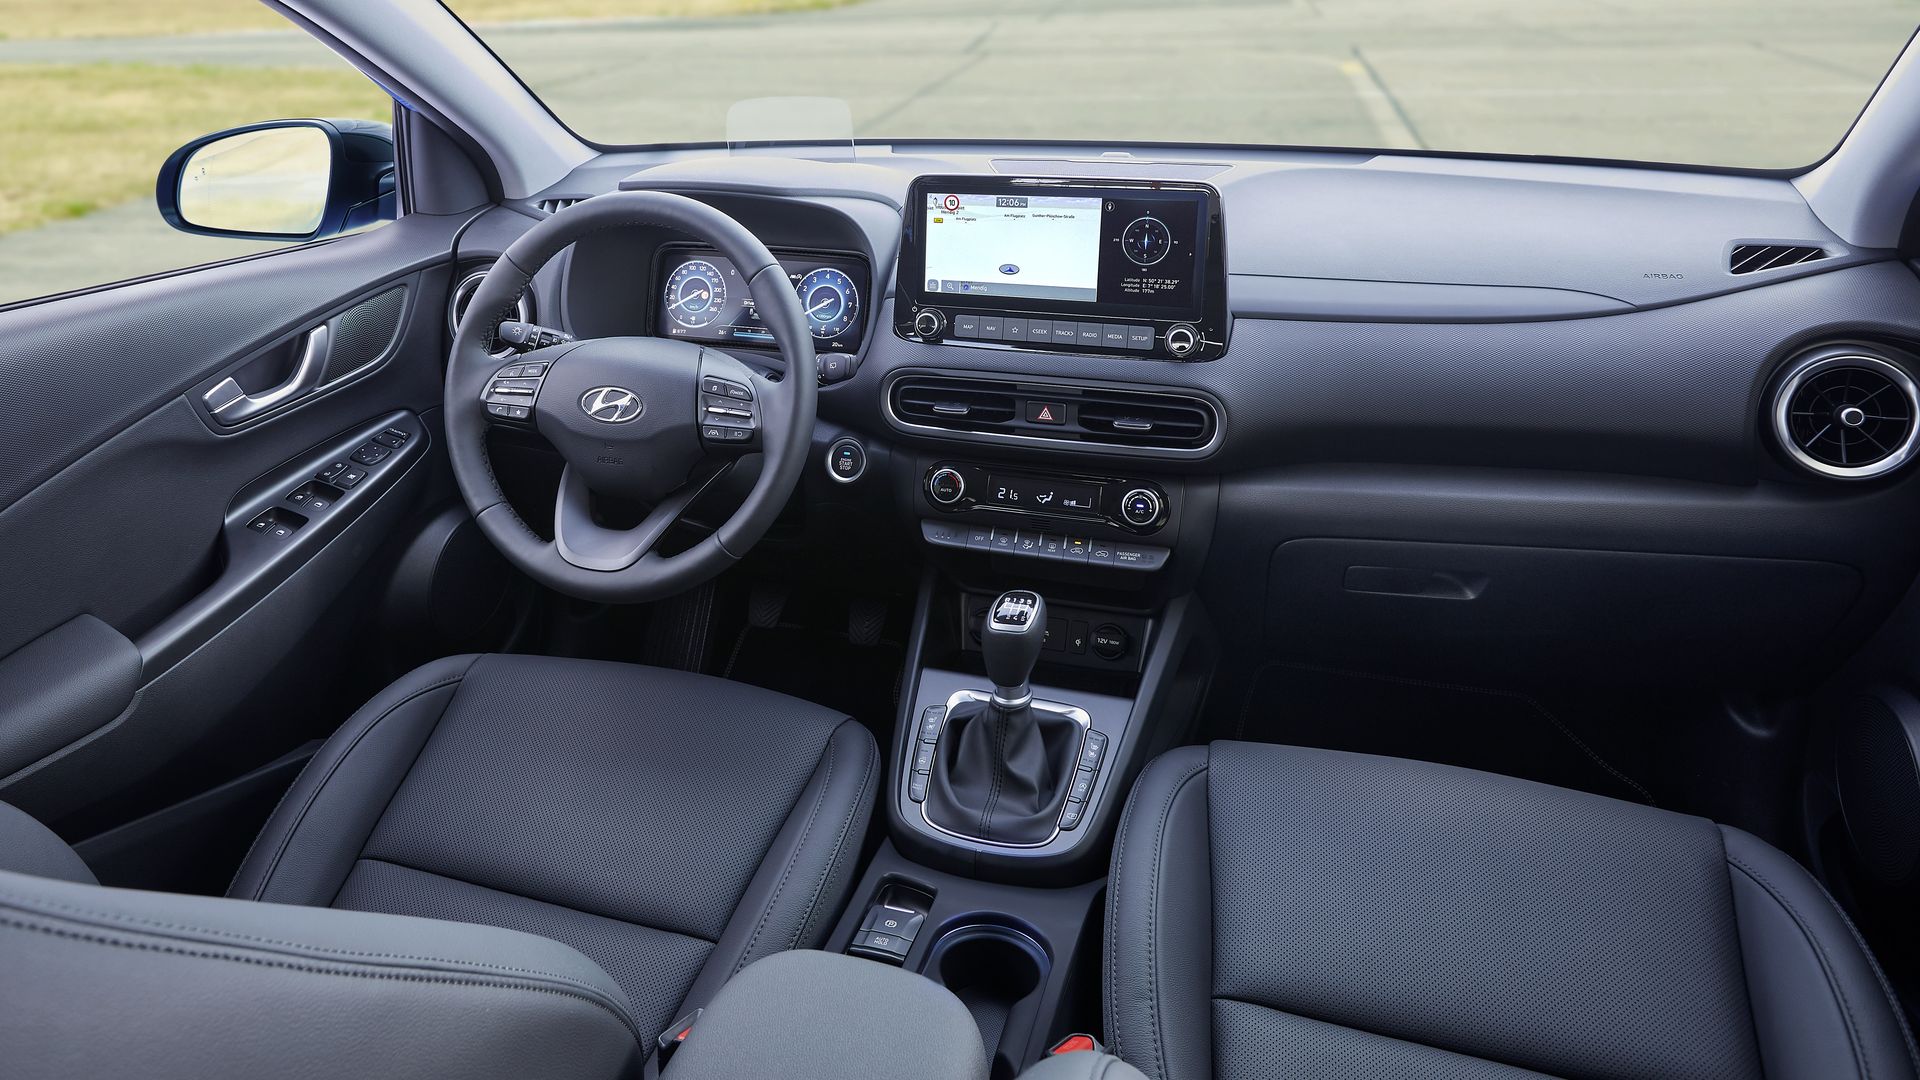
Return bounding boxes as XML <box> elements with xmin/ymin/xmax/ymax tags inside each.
<box><xmin>1</xmin><ymin>653</ymin><xmax>878</xmax><ymax>1076</ymax></box>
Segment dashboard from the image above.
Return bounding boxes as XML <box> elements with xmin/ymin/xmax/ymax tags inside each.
<box><xmin>653</xmin><ymin>245</ymin><xmax>870</xmax><ymax>354</ymax></box>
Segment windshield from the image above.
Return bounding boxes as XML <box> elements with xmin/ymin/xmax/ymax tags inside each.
<box><xmin>447</xmin><ymin>0</ymin><xmax>1916</xmax><ymax>170</ymax></box>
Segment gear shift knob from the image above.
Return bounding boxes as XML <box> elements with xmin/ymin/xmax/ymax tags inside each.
<box><xmin>983</xmin><ymin>590</ymin><xmax>1046</xmax><ymax>709</ymax></box>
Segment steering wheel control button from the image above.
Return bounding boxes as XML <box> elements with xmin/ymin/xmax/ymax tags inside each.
<box><xmin>826</xmin><ymin>438</ymin><xmax>866</xmax><ymax>483</ymax></box>
<box><xmin>1120</xmin><ymin>488</ymin><xmax>1163</xmax><ymax>527</ymax></box>
<box><xmin>927</xmin><ymin>467</ymin><xmax>965</xmax><ymax>505</ymax></box>
<box><xmin>1025</xmin><ymin>400</ymin><xmax>1068</xmax><ymax>425</ymax></box>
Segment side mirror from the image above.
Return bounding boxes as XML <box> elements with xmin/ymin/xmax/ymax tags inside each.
<box><xmin>156</xmin><ymin>118</ymin><xmax>395</xmax><ymax>242</ymax></box>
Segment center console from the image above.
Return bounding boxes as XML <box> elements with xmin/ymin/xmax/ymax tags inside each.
<box><xmin>895</xmin><ymin>176</ymin><xmax>1229</xmax><ymax>362</ymax></box>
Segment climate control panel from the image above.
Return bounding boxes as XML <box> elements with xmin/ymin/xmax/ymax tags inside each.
<box><xmin>921</xmin><ymin>461</ymin><xmax>1168</xmax><ymax>535</ymax></box>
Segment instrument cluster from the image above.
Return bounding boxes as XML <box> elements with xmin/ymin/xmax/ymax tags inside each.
<box><xmin>654</xmin><ymin>246</ymin><xmax>869</xmax><ymax>354</ymax></box>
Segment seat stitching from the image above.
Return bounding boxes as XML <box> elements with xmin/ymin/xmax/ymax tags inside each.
<box><xmin>733</xmin><ymin>728</ymin><xmax>837</xmax><ymax>974</ymax></box>
<box><xmin>789</xmin><ymin>722</ymin><xmax>876</xmax><ymax>950</ymax></box>
<box><xmin>351</xmin><ymin>855</ymin><xmax>713</xmax><ymax>945</ymax></box>
<box><xmin>1143</xmin><ymin>758</ymin><xmax>1209</xmax><ymax>1080</ymax></box>
<box><xmin>0</xmin><ymin>912</ymin><xmax>644</xmax><ymax>1045</ymax></box>
<box><xmin>1726</xmin><ymin>853</ymin><xmax>1873</xmax><ymax>1080</ymax></box>
<box><xmin>0</xmin><ymin>885</ymin><xmax>599</xmax><ymax>980</ymax></box>
<box><xmin>1105</xmin><ymin>753</ymin><xmax>1152</xmax><ymax>1067</ymax></box>
<box><xmin>238</xmin><ymin>661</ymin><xmax>476</xmax><ymax>902</ymax></box>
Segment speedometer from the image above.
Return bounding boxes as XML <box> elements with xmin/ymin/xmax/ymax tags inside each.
<box><xmin>796</xmin><ymin>267</ymin><xmax>860</xmax><ymax>340</ymax></box>
<box><xmin>664</xmin><ymin>260</ymin><xmax>727</xmax><ymax>329</ymax></box>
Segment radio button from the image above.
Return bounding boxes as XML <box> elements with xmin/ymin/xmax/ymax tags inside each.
<box><xmin>1025</xmin><ymin>320</ymin><xmax>1054</xmax><ymax>344</ymax></box>
<box><xmin>1127</xmin><ymin>326</ymin><xmax>1155</xmax><ymax>350</ymax></box>
<box><xmin>1077</xmin><ymin>323</ymin><xmax>1104</xmax><ymax>346</ymax></box>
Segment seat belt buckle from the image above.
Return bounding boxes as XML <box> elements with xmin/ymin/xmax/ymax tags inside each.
<box><xmin>1048</xmin><ymin>1034</ymin><xmax>1104</xmax><ymax>1055</ymax></box>
<box><xmin>656</xmin><ymin>1007</ymin><xmax>702</xmax><ymax>1066</ymax></box>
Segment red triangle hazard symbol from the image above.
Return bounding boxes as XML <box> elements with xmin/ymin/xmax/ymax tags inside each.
<box><xmin>1037</xmin><ymin>405</ymin><xmax>1055</xmax><ymax>422</ymax></box>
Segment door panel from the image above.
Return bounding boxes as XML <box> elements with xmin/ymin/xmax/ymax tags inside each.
<box><xmin>0</xmin><ymin>212</ymin><xmax>473</xmax><ymax>831</ymax></box>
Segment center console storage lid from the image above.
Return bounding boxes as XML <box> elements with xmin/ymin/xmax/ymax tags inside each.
<box><xmin>663</xmin><ymin>950</ymin><xmax>987</xmax><ymax>1080</ymax></box>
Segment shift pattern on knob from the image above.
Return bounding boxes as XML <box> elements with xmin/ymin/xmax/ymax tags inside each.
<box><xmin>985</xmin><ymin>589</ymin><xmax>1047</xmax><ymax>707</ymax></box>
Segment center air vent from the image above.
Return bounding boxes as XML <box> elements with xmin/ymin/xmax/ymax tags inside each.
<box><xmin>888</xmin><ymin>374</ymin><xmax>1219</xmax><ymax>455</ymax></box>
<box><xmin>1730</xmin><ymin>243</ymin><xmax>1829</xmax><ymax>274</ymax></box>
<box><xmin>1771</xmin><ymin>348</ymin><xmax>1920</xmax><ymax>479</ymax></box>
<box><xmin>449</xmin><ymin>266</ymin><xmax>533</xmax><ymax>359</ymax></box>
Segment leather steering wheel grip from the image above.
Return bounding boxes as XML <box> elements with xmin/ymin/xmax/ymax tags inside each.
<box><xmin>444</xmin><ymin>190</ymin><xmax>819</xmax><ymax>603</ymax></box>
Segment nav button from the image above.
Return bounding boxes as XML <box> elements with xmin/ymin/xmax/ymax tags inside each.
<box><xmin>978</xmin><ymin>315</ymin><xmax>1004</xmax><ymax>340</ymax></box>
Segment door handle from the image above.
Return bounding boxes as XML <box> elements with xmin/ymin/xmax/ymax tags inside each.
<box><xmin>203</xmin><ymin>324</ymin><xmax>331</xmax><ymax>425</ymax></box>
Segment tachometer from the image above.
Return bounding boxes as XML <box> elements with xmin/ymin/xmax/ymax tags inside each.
<box><xmin>796</xmin><ymin>267</ymin><xmax>860</xmax><ymax>340</ymax></box>
<box><xmin>664</xmin><ymin>259</ymin><xmax>727</xmax><ymax>329</ymax></box>
<box><xmin>1120</xmin><ymin>216</ymin><xmax>1172</xmax><ymax>267</ymax></box>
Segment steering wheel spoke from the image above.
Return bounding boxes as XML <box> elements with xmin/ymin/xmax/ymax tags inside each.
<box><xmin>552</xmin><ymin>459</ymin><xmax>734</xmax><ymax>572</ymax></box>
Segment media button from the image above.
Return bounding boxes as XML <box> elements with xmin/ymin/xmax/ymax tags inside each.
<box><xmin>1102</xmin><ymin>324</ymin><xmax>1129</xmax><ymax>349</ymax></box>
<box><xmin>954</xmin><ymin>313</ymin><xmax>981</xmax><ymax>339</ymax></box>
<box><xmin>1127</xmin><ymin>325</ymin><xmax>1155</xmax><ymax>350</ymax></box>
<box><xmin>1051</xmin><ymin>322</ymin><xmax>1078</xmax><ymax>346</ymax></box>
<box><xmin>978</xmin><ymin>315</ymin><xmax>1004</xmax><ymax>340</ymax></box>
<box><xmin>1002</xmin><ymin>317</ymin><xmax>1027</xmax><ymax>342</ymax></box>
<box><xmin>1025</xmin><ymin>319</ymin><xmax>1053</xmax><ymax>344</ymax></box>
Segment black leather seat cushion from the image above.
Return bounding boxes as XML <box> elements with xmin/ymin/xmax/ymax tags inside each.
<box><xmin>1106</xmin><ymin>742</ymin><xmax>1919</xmax><ymax>1080</ymax></box>
<box><xmin>230</xmin><ymin>654</ymin><xmax>878</xmax><ymax>1041</ymax></box>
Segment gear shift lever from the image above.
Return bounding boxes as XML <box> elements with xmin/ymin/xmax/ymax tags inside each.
<box><xmin>924</xmin><ymin>590</ymin><xmax>1081</xmax><ymax>845</ymax></box>
<box><xmin>983</xmin><ymin>590</ymin><xmax>1045</xmax><ymax>710</ymax></box>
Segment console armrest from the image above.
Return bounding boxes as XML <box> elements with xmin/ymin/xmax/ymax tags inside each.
<box><xmin>664</xmin><ymin>951</ymin><xmax>987</xmax><ymax>1080</ymax></box>
<box><xmin>1014</xmin><ymin>1053</ymin><xmax>1150</xmax><ymax>1080</ymax></box>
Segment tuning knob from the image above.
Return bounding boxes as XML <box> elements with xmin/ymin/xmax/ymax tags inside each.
<box><xmin>913</xmin><ymin>308</ymin><xmax>947</xmax><ymax>341</ymax></box>
<box><xmin>1164</xmin><ymin>324</ymin><xmax>1199</xmax><ymax>359</ymax></box>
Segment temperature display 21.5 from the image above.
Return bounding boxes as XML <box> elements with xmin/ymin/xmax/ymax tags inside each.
<box><xmin>985</xmin><ymin>474</ymin><xmax>1098</xmax><ymax>514</ymax></box>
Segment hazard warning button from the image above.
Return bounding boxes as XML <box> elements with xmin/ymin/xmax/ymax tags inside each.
<box><xmin>1024</xmin><ymin>400</ymin><xmax>1068</xmax><ymax>425</ymax></box>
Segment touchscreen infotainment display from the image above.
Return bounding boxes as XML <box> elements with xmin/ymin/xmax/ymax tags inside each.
<box><xmin>920</xmin><ymin>190</ymin><xmax>1203</xmax><ymax>311</ymax></box>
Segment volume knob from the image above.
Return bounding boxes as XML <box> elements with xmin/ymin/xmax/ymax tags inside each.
<box><xmin>1164</xmin><ymin>324</ymin><xmax>1199</xmax><ymax>359</ymax></box>
<box><xmin>914</xmin><ymin>309</ymin><xmax>947</xmax><ymax>341</ymax></box>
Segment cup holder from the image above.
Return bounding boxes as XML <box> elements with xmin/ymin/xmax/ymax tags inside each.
<box><xmin>925</xmin><ymin>922</ymin><xmax>1052</xmax><ymax>1074</ymax></box>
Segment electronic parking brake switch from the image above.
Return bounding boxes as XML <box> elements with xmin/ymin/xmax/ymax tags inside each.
<box><xmin>848</xmin><ymin>886</ymin><xmax>934</xmax><ymax>965</ymax></box>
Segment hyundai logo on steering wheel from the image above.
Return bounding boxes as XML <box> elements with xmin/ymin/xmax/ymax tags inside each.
<box><xmin>579</xmin><ymin>386</ymin><xmax>643</xmax><ymax>423</ymax></box>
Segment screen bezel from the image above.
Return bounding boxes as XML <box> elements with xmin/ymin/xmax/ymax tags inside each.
<box><xmin>897</xmin><ymin>175</ymin><xmax>1223</xmax><ymax>324</ymax></box>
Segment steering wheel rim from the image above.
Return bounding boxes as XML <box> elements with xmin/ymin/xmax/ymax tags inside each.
<box><xmin>445</xmin><ymin>191</ymin><xmax>818</xmax><ymax>604</ymax></box>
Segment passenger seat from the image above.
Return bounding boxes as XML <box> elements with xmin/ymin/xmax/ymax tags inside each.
<box><xmin>1105</xmin><ymin>742</ymin><xmax>1919</xmax><ymax>1080</ymax></box>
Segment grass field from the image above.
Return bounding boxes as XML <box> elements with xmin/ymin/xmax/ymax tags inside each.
<box><xmin>0</xmin><ymin>63</ymin><xmax>391</xmax><ymax>235</ymax></box>
<box><xmin>0</xmin><ymin>0</ymin><xmax>858</xmax><ymax>40</ymax></box>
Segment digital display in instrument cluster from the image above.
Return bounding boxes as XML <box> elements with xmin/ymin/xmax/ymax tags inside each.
<box><xmin>655</xmin><ymin>247</ymin><xmax>868</xmax><ymax>353</ymax></box>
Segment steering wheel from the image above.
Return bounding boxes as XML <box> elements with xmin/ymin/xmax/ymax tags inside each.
<box><xmin>445</xmin><ymin>191</ymin><xmax>817</xmax><ymax>603</ymax></box>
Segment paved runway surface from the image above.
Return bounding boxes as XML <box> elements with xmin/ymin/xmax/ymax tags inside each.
<box><xmin>2</xmin><ymin>0</ymin><xmax>1914</xmax><ymax>302</ymax></box>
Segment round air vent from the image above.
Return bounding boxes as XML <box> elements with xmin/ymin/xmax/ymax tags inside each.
<box><xmin>1772</xmin><ymin>348</ymin><xmax>1920</xmax><ymax>479</ymax></box>
<box><xmin>448</xmin><ymin>267</ymin><xmax>532</xmax><ymax>359</ymax></box>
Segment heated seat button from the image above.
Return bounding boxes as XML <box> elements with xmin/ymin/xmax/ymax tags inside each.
<box><xmin>1025</xmin><ymin>400</ymin><xmax>1067</xmax><ymax>425</ymax></box>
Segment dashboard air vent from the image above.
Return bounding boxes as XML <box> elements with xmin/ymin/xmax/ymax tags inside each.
<box><xmin>1730</xmin><ymin>243</ymin><xmax>1828</xmax><ymax>274</ymax></box>
<box><xmin>449</xmin><ymin>265</ymin><xmax>533</xmax><ymax>359</ymax></box>
<box><xmin>1771</xmin><ymin>348</ymin><xmax>1920</xmax><ymax>479</ymax></box>
<box><xmin>888</xmin><ymin>374</ymin><xmax>1219</xmax><ymax>455</ymax></box>
<box><xmin>536</xmin><ymin>196</ymin><xmax>587</xmax><ymax>215</ymax></box>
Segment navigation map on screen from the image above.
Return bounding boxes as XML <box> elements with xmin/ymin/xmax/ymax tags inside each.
<box><xmin>922</xmin><ymin>193</ymin><xmax>1103</xmax><ymax>303</ymax></box>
